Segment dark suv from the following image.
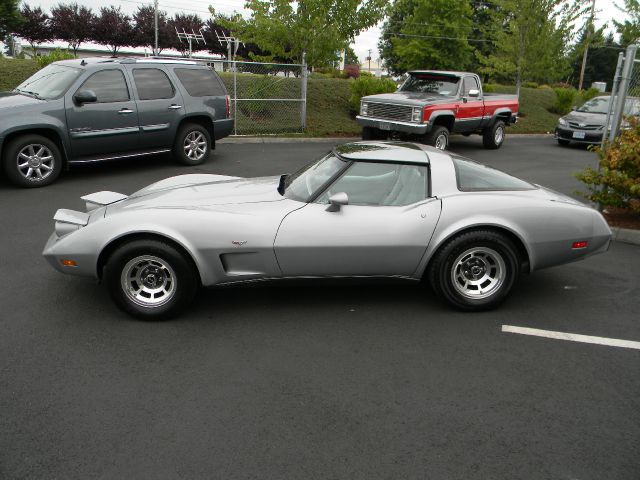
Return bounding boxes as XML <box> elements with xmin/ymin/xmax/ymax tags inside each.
<box><xmin>0</xmin><ymin>57</ymin><xmax>233</xmax><ymax>187</ymax></box>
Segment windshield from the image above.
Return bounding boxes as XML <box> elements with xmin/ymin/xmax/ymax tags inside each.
<box><xmin>400</xmin><ymin>73</ymin><xmax>461</xmax><ymax>96</ymax></box>
<box><xmin>577</xmin><ymin>96</ymin><xmax>640</xmax><ymax>115</ymax></box>
<box><xmin>282</xmin><ymin>153</ymin><xmax>347</xmax><ymax>202</ymax></box>
<box><xmin>15</xmin><ymin>64</ymin><xmax>82</xmax><ymax>100</ymax></box>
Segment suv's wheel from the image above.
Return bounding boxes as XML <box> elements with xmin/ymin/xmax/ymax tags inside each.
<box><xmin>428</xmin><ymin>230</ymin><xmax>520</xmax><ymax>311</ymax></box>
<box><xmin>482</xmin><ymin>120</ymin><xmax>506</xmax><ymax>149</ymax></box>
<box><xmin>174</xmin><ymin>123</ymin><xmax>211</xmax><ymax>166</ymax></box>
<box><xmin>104</xmin><ymin>239</ymin><xmax>199</xmax><ymax>320</ymax></box>
<box><xmin>425</xmin><ymin>126</ymin><xmax>449</xmax><ymax>150</ymax></box>
<box><xmin>3</xmin><ymin>134</ymin><xmax>62</xmax><ymax>188</ymax></box>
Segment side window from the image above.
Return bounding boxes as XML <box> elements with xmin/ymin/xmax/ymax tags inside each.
<box><xmin>316</xmin><ymin>162</ymin><xmax>428</xmax><ymax>206</ymax></box>
<box><xmin>174</xmin><ymin>68</ymin><xmax>225</xmax><ymax>97</ymax></box>
<box><xmin>132</xmin><ymin>68</ymin><xmax>175</xmax><ymax>100</ymax></box>
<box><xmin>453</xmin><ymin>157</ymin><xmax>535</xmax><ymax>191</ymax></box>
<box><xmin>463</xmin><ymin>76</ymin><xmax>479</xmax><ymax>96</ymax></box>
<box><xmin>79</xmin><ymin>69</ymin><xmax>129</xmax><ymax>103</ymax></box>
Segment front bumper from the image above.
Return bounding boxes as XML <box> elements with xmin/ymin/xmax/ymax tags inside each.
<box><xmin>555</xmin><ymin>126</ymin><xmax>603</xmax><ymax>144</ymax></box>
<box><xmin>356</xmin><ymin>116</ymin><xmax>430</xmax><ymax>135</ymax></box>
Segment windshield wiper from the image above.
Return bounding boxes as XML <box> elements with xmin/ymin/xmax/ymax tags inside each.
<box><xmin>14</xmin><ymin>88</ymin><xmax>43</xmax><ymax>100</ymax></box>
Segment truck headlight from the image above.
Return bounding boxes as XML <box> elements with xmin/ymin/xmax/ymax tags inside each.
<box><xmin>412</xmin><ymin>106</ymin><xmax>422</xmax><ymax>123</ymax></box>
<box><xmin>558</xmin><ymin>117</ymin><xmax>567</xmax><ymax>126</ymax></box>
<box><xmin>361</xmin><ymin>102</ymin><xmax>369</xmax><ymax>116</ymax></box>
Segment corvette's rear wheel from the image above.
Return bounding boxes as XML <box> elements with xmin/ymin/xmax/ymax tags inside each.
<box><xmin>428</xmin><ymin>230</ymin><xmax>520</xmax><ymax>311</ymax></box>
<box><xmin>104</xmin><ymin>240</ymin><xmax>199</xmax><ymax>320</ymax></box>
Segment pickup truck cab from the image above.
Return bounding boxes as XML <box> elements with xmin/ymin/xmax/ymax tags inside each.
<box><xmin>0</xmin><ymin>57</ymin><xmax>233</xmax><ymax>188</ymax></box>
<box><xmin>357</xmin><ymin>70</ymin><xmax>518</xmax><ymax>150</ymax></box>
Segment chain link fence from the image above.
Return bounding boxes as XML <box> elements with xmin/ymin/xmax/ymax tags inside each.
<box><xmin>208</xmin><ymin>60</ymin><xmax>308</xmax><ymax>136</ymax></box>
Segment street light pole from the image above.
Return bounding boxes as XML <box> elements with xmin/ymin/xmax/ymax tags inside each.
<box><xmin>578</xmin><ymin>0</ymin><xmax>597</xmax><ymax>91</ymax></box>
<box><xmin>154</xmin><ymin>0</ymin><xmax>159</xmax><ymax>56</ymax></box>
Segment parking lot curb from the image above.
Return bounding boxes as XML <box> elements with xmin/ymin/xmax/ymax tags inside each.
<box><xmin>611</xmin><ymin>227</ymin><xmax>640</xmax><ymax>246</ymax></box>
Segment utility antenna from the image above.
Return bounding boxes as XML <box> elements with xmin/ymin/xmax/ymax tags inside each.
<box><xmin>176</xmin><ymin>28</ymin><xmax>206</xmax><ymax>57</ymax></box>
<box><xmin>215</xmin><ymin>30</ymin><xmax>243</xmax><ymax>62</ymax></box>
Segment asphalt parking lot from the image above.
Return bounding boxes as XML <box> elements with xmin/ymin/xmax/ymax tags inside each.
<box><xmin>1</xmin><ymin>136</ymin><xmax>638</xmax><ymax>479</ymax></box>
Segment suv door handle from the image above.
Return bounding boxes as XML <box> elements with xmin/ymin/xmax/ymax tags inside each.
<box><xmin>118</xmin><ymin>108</ymin><xmax>135</xmax><ymax>114</ymax></box>
<box><xmin>168</xmin><ymin>104</ymin><xmax>182</xmax><ymax>110</ymax></box>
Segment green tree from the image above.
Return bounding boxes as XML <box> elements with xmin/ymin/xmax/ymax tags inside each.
<box><xmin>344</xmin><ymin>45</ymin><xmax>359</xmax><ymax>65</ymax></box>
<box><xmin>568</xmin><ymin>30</ymin><xmax>620</xmax><ymax>89</ymax></box>
<box><xmin>0</xmin><ymin>0</ymin><xmax>21</xmax><ymax>39</ymax></box>
<box><xmin>217</xmin><ymin>0</ymin><xmax>386</xmax><ymax>67</ymax></box>
<box><xmin>378</xmin><ymin>0</ymin><xmax>474</xmax><ymax>76</ymax></box>
<box><xmin>479</xmin><ymin>0</ymin><xmax>587</xmax><ymax>96</ymax></box>
<box><xmin>614</xmin><ymin>0</ymin><xmax>640</xmax><ymax>47</ymax></box>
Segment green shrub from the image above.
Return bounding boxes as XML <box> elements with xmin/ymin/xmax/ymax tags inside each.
<box><xmin>576</xmin><ymin>117</ymin><xmax>640</xmax><ymax>212</ymax></box>
<box><xmin>522</xmin><ymin>81</ymin><xmax>539</xmax><ymax>89</ymax></box>
<box><xmin>0</xmin><ymin>58</ymin><xmax>39</xmax><ymax>91</ymax></box>
<box><xmin>35</xmin><ymin>48</ymin><xmax>75</xmax><ymax>69</ymax></box>
<box><xmin>349</xmin><ymin>76</ymin><xmax>397</xmax><ymax>113</ymax></box>
<box><xmin>483</xmin><ymin>83</ymin><xmax>497</xmax><ymax>93</ymax></box>
<box><xmin>551</xmin><ymin>87</ymin><xmax>578</xmax><ymax>115</ymax></box>
<box><xmin>578</xmin><ymin>87</ymin><xmax>601</xmax><ymax>105</ymax></box>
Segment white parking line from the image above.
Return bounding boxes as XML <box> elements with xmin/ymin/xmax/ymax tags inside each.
<box><xmin>502</xmin><ymin>325</ymin><xmax>640</xmax><ymax>350</ymax></box>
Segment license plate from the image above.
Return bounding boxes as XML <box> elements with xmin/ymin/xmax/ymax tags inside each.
<box><xmin>378</xmin><ymin>121</ymin><xmax>391</xmax><ymax>131</ymax></box>
<box><xmin>572</xmin><ymin>131</ymin><xmax>586</xmax><ymax>139</ymax></box>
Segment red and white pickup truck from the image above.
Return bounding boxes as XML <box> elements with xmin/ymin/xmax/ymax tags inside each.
<box><xmin>356</xmin><ymin>70</ymin><xmax>519</xmax><ymax>150</ymax></box>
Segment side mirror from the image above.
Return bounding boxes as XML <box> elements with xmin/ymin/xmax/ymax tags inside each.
<box><xmin>74</xmin><ymin>90</ymin><xmax>97</xmax><ymax>105</ymax></box>
<box><xmin>325</xmin><ymin>192</ymin><xmax>348</xmax><ymax>212</ymax></box>
<box><xmin>468</xmin><ymin>89</ymin><xmax>480</xmax><ymax>98</ymax></box>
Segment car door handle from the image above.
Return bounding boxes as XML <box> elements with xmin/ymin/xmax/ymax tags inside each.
<box><xmin>118</xmin><ymin>108</ymin><xmax>135</xmax><ymax>114</ymax></box>
<box><xmin>168</xmin><ymin>104</ymin><xmax>182</xmax><ymax>110</ymax></box>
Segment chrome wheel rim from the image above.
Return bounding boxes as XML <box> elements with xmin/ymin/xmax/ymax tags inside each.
<box><xmin>434</xmin><ymin>133</ymin><xmax>447</xmax><ymax>150</ymax></box>
<box><xmin>183</xmin><ymin>131</ymin><xmax>207</xmax><ymax>161</ymax></box>
<box><xmin>451</xmin><ymin>247</ymin><xmax>505</xmax><ymax>299</ymax></box>
<box><xmin>17</xmin><ymin>144</ymin><xmax>54</xmax><ymax>182</ymax></box>
<box><xmin>494</xmin><ymin>126</ymin><xmax>504</xmax><ymax>145</ymax></box>
<box><xmin>121</xmin><ymin>255</ymin><xmax>177</xmax><ymax>308</ymax></box>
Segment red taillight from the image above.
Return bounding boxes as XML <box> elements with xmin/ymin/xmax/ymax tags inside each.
<box><xmin>572</xmin><ymin>241</ymin><xmax>588</xmax><ymax>249</ymax></box>
<box><xmin>225</xmin><ymin>95</ymin><xmax>230</xmax><ymax>118</ymax></box>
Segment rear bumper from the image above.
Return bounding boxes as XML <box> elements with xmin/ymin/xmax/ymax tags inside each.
<box><xmin>555</xmin><ymin>126</ymin><xmax>603</xmax><ymax>144</ymax></box>
<box><xmin>356</xmin><ymin>116</ymin><xmax>430</xmax><ymax>135</ymax></box>
<box><xmin>213</xmin><ymin>118</ymin><xmax>234</xmax><ymax>140</ymax></box>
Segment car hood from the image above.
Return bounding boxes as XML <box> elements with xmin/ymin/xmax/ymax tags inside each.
<box><xmin>562</xmin><ymin>110</ymin><xmax>607</xmax><ymax>126</ymax></box>
<box><xmin>107</xmin><ymin>174</ymin><xmax>285</xmax><ymax>214</ymax></box>
<box><xmin>362</xmin><ymin>91</ymin><xmax>456</xmax><ymax>107</ymax></box>
<box><xmin>0</xmin><ymin>91</ymin><xmax>46</xmax><ymax>110</ymax></box>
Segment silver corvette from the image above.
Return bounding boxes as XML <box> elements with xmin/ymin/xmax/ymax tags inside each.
<box><xmin>43</xmin><ymin>142</ymin><xmax>612</xmax><ymax>319</ymax></box>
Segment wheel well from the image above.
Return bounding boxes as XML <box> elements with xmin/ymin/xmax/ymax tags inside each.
<box><xmin>179</xmin><ymin>116</ymin><xmax>215</xmax><ymax>147</ymax></box>
<box><xmin>2</xmin><ymin>128</ymin><xmax>68</xmax><ymax>166</ymax></box>
<box><xmin>426</xmin><ymin>225</ymin><xmax>531</xmax><ymax>276</ymax></box>
<box><xmin>495</xmin><ymin>112</ymin><xmax>512</xmax><ymax>124</ymax></box>
<box><xmin>432</xmin><ymin>115</ymin><xmax>455</xmax><ymax>132</ymax></box>
<box><xmin>97</xmin><ymin>232</ymin><xmax>202</xmax><ymax>283</ymax></box>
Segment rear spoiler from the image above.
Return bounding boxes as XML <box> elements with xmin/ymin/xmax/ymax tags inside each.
<box><xmin>81</xmin><ymin>191</ymin><xmax>128</xmax><ymax>212</ymax></box>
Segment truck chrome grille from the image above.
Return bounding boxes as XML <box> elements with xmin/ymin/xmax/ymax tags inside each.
<box><xmin>568</xmin><ymin>121</ymin><xmax>602</xmax><ymax>131</ymax></box>
<box><xmin>366</xmin><ymin>103</ymin><xmax>414</xmax><ymax>122</ymax></box>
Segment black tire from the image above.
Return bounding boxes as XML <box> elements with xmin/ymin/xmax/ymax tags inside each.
<box><xmin>362</xmin><ymin>126</ymin><xmax>385</xmax><ymax>140</ymax></box>
<box><xmin>482</xmin><ymin>120</ymin><xmax>506</xmax><ymax>149</ymax></box>
<box><xmin>427</xmin><ymin>230</ymin><xmax>520</xmax><ymax>311</ymax></box>
<box><xmin>2</xmin><ymin>134</ymin><xmax>62</xmax><ymax>188</ymax></box>
<box><xmin>174</xmin><ymin>123</ymin><xmax>212</xmax><ymax>166</ymax></box>
<box><xmin>424</xmin><ymin>126</ymin><xmax>449</xmax><ymax>150</ymax></box>
<box><xmin>104</xmin><ymin>239</ymin><xmax>199</xmax><ymax>320</ymax></box>
<box><xmin>557</xmin><ymin>138</ymin><xmax>570</xmax><ymax>146</ymax></box>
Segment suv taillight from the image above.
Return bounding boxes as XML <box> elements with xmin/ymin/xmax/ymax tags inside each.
<box><xmin>225</xmin><ymin>95</ymin><xmax>230</xmax><ymax>118</ymax></box>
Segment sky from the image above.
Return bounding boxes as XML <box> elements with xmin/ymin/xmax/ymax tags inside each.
<box><xmin>19</xmin><ymin>0</ymin><xmax>632</xmax><ymax>63</ymax></box>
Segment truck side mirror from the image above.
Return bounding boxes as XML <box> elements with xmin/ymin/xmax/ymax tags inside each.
<box><xmin>326</xmin><ymin>192</ymin><xmax>349</xmax><ymax>212</ymax></box>
<box><xmin>74</xmin><ymin>90</ymin><xmax>98</xmax><ymax>105</ymax></box>
<box><xmin>468</xmin><ymin>89</ymin><xmax>480</xmax><ymax>98</ymax></box>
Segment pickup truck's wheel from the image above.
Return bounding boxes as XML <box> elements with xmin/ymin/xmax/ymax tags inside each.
<box><xmin>3</xmin><ymin>134</ymin><xmax>62</xmax><ymax>188</ymax></box>
<box><xmin>482</xmin><ymin>120</ymin><xmax>506</xmax><ymax>149</ymax></box>
<box><xmin>362</xmin><ymin>126</ymin><xmax>386</xmax><ymax>140</ymax></box>
<box><xmin>428</xmin><ymin>230</ymin><xmax>520</xmax><ymax>311</ymax></box>
<box><xmin>174</xmin><ymin>123</ymin><xmax>211</xmax><ymax>165</ymax></box>
<box><xmin>104</xmin><ymin>239</ymin><xmax>199</xmax><ymax>320</ymax></box>
<box><xmin>425</xmin><ymin>126</ymin><xmax>449</xmax><ymax>150</ymax></box>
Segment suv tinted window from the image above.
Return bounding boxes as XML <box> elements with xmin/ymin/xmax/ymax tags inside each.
<box><xmin>133</xmin><ymin>68</ymin><xmax>174</xmax><ymax>100</ymax></box>
<box><xmin>80</xmin><ymin>69</ymin><xmax>129</xmax><ymax>103</ymax></box>
<box><xmin>316</xmin><ymin>162</ymin><xmax>428</xmax><ymax>206</ymax></box>
<box><xmin>174</xmin><ymin>68</ymin><xmax>225</xmax><ymax>97</ymax></box>
<box><xmin>453</xmin><ymin>157</ymin><xmax>535</xmax><ymax>191</ymax></box>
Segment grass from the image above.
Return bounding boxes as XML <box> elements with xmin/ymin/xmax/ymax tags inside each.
<box><xmin>0</xmin><ymin>59</ymin><xmax>560</xmax><ymax>136</ymax></box>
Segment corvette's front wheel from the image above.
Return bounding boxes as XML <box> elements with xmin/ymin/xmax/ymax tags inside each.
<box><xmin>428</xmin><ymin>230</ymin><xmax>520</xmax><ymax>311</ymax></box>
<box><xmin>104</xmin><ymin>240</ymin><xmax>199</xmax><ymax>320</ymax></box>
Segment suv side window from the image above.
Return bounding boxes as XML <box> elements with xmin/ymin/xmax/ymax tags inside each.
<box><xmin>79</xmin><ymin>69</ymin><xmax>129</xmax><ymax>103</ymax></box>
<box><xmin>132</xmin><ymin>68</ymin><xmax>175</xmax><ymax>100</ymax></box>
<box><xmin>315</xmin><ymin>162</ymin><xmax>428</xmax><ymax>206</ymax></box>
<box><xmin>174</xmin><ymin>68</ymin><xmax>225</xmax><ymax>97</ymax></box>
<box><xmin>463</xmin><ymin>76</ymin><xmax>479</xmax><ymax>96</ymax></box>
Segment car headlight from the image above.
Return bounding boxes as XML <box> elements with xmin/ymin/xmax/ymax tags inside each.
<box><xmin>558</xmin><ymin>117</ymin><xmax>567</xmax><ymax>126</ymax></box>
<box><xmin>412</xmin><ymin>106</ymin><xmax>422</xmax><ymax>123</ymax></box>
<box><xmin>360</xmin><ymin>102</ymin><xmax>369</xmax><ymax>116</ymax></box>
